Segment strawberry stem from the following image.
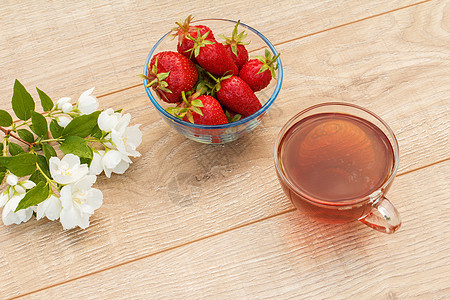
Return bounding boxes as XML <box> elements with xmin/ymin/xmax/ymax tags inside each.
<box><xmin>171</xmin><ymin>15</ymin><xmax>195</xmax><ymax>43</ymax></box>
<box><xmin>181</xmin><ymin>91</ymin><xmax>189</xmax><ymax>105</ymax></box>
<box><xmin>219</xmin><ymin>20</ymin><xmax>249</xmax><ymax>57</ymax></box>
<box><xmin>254</xmin><ymin>49</ymin><xmax>281</xmax><ymax>78</ymax></box>
<box><xmin>186</xmin><ymin>29</ymin><xmax>215</xmax><ymax>58</ymax></box>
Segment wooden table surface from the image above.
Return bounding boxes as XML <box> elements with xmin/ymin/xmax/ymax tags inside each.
<box><xmin>1</xmin><ymin>0</ymin><xmax>449</xmax><ymax>299</ymax></box>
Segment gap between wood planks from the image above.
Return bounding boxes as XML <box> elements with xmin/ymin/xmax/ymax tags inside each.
<box><xmin>397</xmin><ymin>158</ymin><xmax>450</xmax><ymax>177</ymax></box>
<box><xmin>10</xmin><ymin>158</ymin><xmax>448</xmax><ymax>300</ymax></box>
<box><xmin>11</xmin><ymin>207</ymin><xmax>298</xmax><ymax>299</ymax></box>
<box><xmin>8</xmin><ymin>0</ymin><xmax>437</xmax><ymax>299</ymax></box>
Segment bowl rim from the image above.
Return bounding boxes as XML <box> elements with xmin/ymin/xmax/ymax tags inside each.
<box><xmin>143</xmin><ymin>18</ymin><xmax>283</xmax><ymax>130</ymax></box>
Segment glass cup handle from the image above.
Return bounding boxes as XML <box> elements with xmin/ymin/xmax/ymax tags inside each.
<box><xmin>359</xmin><ymin>196</ymin><xmax>401</xmax><ymax>234</ymax></box>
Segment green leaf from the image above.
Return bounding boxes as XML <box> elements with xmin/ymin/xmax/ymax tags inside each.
<box><xmin>264</xmin><ymin>48</ymin><xmax>271</xmax><ymax>59</ymax></box>
<box><xmin>60</xmin><ymin>136</ymin><xmax>93</xmax><ymax>159</ymax></box>
<box><xmin>191</xmin><ymin>106</ymin><xmax>203</xmax><ymax>116</ymax></box>
<box><xmin>91</xmin><ymin>128</ymin><xmax>102</xmax><ymax>139</ymax></box>
<box><xmin>42</xmin><ymin>143</ymin><xmax>57</xmax><ymax>161</ymax></box>
<box><xmin>36</xmin><ymin>87</ymin><xmax>54</xmax><ymax>112</ymax></box>
<box><xmin>12</xmin><ymin>79</ymin><xmax>35</xmax><ymax>121</ymax></box>
<box><xmin>186</xmin><ymin>112</ymin><xmax>194</xmax><ymax>124</ymax></box>
<box><xmin>62</xmin><ymin>111</ymin><xmax>101</xmax><ymax>138</ymax></box>
<box><xmin>80</xmin><ymin>157</ymin><xmax>93</xmax><ymax>167</ymax></box>
<box><xmin>257</xmin><ymin>64</ymin><xmax>269</xmax><ymax>74</ymax></box>
<box><xmin>166</xmin><ymin>107</ymin><xmax>181</xmax><ymax>115</ymax></box>
<box><xmin>231</xmin><ymin>114</ymin><xmax>242</xmax><ymax>122</ymax></box>
<box><xmin>225</xmin><ymin>110</ymin><xmax>242</xmax><ymax>123</ymax></box>
<box><xmin>177</xmin><ymin>108</ymin><xmax>188</xmax><ymax>118</ymax></box>
<box><xmin>29</xmin><ymin>169</ymin><xmax>47</xmax><ymax>185</ymax></box>
<box><xmin>36</xmin><ymin>154</ymin><xmax>51</xmax><ymax>178</ymax></box>
<box><xmin>191</xmin><ymin>99</ymin><xmax>204</xmax><ymax>107</ymax></box>
<box><xmin>31</xmin><ymin>112</ymin><xmax>48</xmax><ymax>139</ymax></box>
<box><xmin>138</xmin><ymin>73</ymin><xmax>148</xmax><ymax>80</ymax></box>
<box><xmin>15</xmin><ymin>182</ymin><xmax>49</xmax><ymax>212</ymax></box>
<box><xmin>17</xmin><ymin>129</ymin><xmax>35</xmax><ymax>143</ymax></box>
<box><xmin>0</xmin><ymin>110</ymin><xmax>13</xmax><ymax>127</ymax></box>
<box><xmin>90</xmin><ymin>123</ymin><xmax>101</xmax><ymax>138</ymax></box>
<box><xmin>49</xmin><ymin>119</ymin><xmax>63</xmax><ymax>138</ymax></box>
<box><xmin>0</xmin><ymin>172</ymin><xmax>5</xmax><ymax>184</ymax></box>
<box><xmin>8</xmin><ymin>142</ymin><xmax>24</xmax><ymax>155</ymax></box>
<box><xmin>0</xmin><ymin>152</ymin><xmax>37</xmax><ymax>177</ymax></box>
<box><xmin>157</xmin><ymin>71</ymin><xmax>170</xmax><ymax>81</ymax></box>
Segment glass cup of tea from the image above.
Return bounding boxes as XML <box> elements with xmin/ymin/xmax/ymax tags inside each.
<box><xmin>274</xmin><ymin>102</ymin><xmax>401</xmax><ymax>234</ymax></box>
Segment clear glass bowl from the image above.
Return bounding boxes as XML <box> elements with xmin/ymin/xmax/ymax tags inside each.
<box><xmin>142</xmin><ymin>18</ymin><xmax>283</xmax><ymax>144</ymax></box>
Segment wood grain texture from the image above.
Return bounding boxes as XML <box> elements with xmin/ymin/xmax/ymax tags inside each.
<box><xmin>29</xmin><ymin>161</ymin><xmax>450</xmax><ymax>299</ymax></box>
<box><xmin>274</xmin><ymin>0</ymin><xmax>450</xmax><ymax>173</ymax></box>
<box><xmin>0</xmin><ymin>0</ymin><xmax>424</xmax><ymax>101</ymax></box>
<box><xmin>0</xmin><ymin>0</ymin><xmax>448</xmax><ymax>299</ymax></box>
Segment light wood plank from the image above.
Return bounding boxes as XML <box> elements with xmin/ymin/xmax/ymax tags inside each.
<box><xmin>0</xmin><ymin>0</ymin><xmax>423</xmax><ymax>101</ymax></box>
<box><xmin>1</xmin><ymin>1</ymin><xmax>448</xmax><ymax>298</ymax></box>
<box><xmin>29</xmin><ymin>161</ymin><xmax>450</xmax><ymax>299</ymax></box>
<box><xmin>271</xmin><ymin>0</ymin><xmax>450</xmax><ymax>173</ymax></box>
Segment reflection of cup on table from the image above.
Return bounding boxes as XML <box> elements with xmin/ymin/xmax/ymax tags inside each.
<box><xmin>274</xmin><ymin>102</ymin><xmax>401</xmax><ymax>234</ymax></box>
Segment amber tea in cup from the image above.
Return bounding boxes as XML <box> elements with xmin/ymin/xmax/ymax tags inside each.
<box><xmin>274</xmin><ymin>102</ymin><xmax>401</xmax><ymax>233</ymax></box>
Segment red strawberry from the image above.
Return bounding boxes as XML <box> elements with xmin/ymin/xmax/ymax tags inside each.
<box><xmin>216</xmin><ymin>75</ymin><xmax>262</xmax><ymax>117</ymax></box>
<box><xmin>167</xmin><ymin>92</ymin><xmax>228</xmax><ymax>125</ymax></box>
<box><xmin>171</xmin><ymin>15</ymin><xmax>215</xmax><ymax>61</ymax></box>
<box><xmin>185</xmin><ymin>95</ymin><xmax>228</xmax><ymax>125</ymax></box>
<box><xmin>142</xmin><ymin>51</ymin><xmax>198</xmax><ymax>103</ymax></box>
<box><xmin>189</xmin><ymin>30</ymin><xmax>238</xmax><ymax>77</ymax></box>
<box><xmin>239</xmin><ymin>48</ymin><xmax>280</xmax><ymax>92</ymax></box>
<box><xmin>220</xmin><ymin>20</ymin><xmax>249</xmax><ymax>70</ymax></box>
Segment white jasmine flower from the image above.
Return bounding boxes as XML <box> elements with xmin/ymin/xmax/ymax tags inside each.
<box><xmin>89</xmin><ymin>151</ymin><xmax>103</xmax><ymax>176</ymax></box>
<box><xmin>115</xmin><ymin>113</ymin><xmax>131</xmax><ymax>133</ymax></box>
<box><xmin>61</xmin><ymin>102</ymin><xmax>73</xmax><ymax>113</ymax></box>
<box><xmin>0</xmin><ymin>176</ymin><xmax>36</xmax><ymax>224</ymax></box>
<box><xmin>103</xmin><ymin>150</ymin><xmax>129</xmax><ymax>177</ymax></box>
<box><xmin>111</xmin><ymin>124</ymin><xmax>142</xmax><ymax>158</ymax></box>
<box><xmin>103</xmin><ymin>150</ymin><xmax>122</xmax><ymax>170</ymax></box>
<box><xmin>112</xmin><ymin>159</ymin><xmax>130</xmax><ymax>176</ymax></box>
<box><xmin>0</xmin><ymin>191</ymin><xmax>9</xmax><ymax>207</ymax></box>
<box><xmin>21</xmin><ymin>180</ymin><xmax>36</xmax><ymax>190</ymax></box>
<box><xmin>2</xmin><ymin>174</ymin><xmax>36</xmax><ymax>203</ymax></box>
<box><xmin>14</xmin><ymin>185</ymin><xmax>26</xmax><ymax>195</ymax></box>
<box><xmin>6</xmin><ymin>174</ymin><xmax>18</xmax><ymax>186</ymax></box>
<box><xmin>56</xmin><ymin>97</ymin><xmax>71</xmax><ymax>110</ymax></box>
<box><xmin>77</xmin><ymin>87</ymin><xmax>99</xmax><ymax>115</ymax></box>
<box><xmin>94</xmin><ymin>110</ymin><xmax>141</xmax><ymax>176</ymax></box>
<box><xmin>57</xmin><ymin>116</ymin><xmax>71</xmax><ymax>127</ymax></box>
<box><xmin>89</xmin><ymin>151</ymin><xmax>104</xmax><ymax>176</ymax></box>
<box><xmin>98</xmin><ymin>108</ymin><xmax>121</xmax><ymax>132</ymax></box>
<box><xmin>49</xmin><ymin>154</ymin><xmax>89</xmax><ymax>185</ymax></box>
<box><xmin>2</xmin><ymin>194</ymin><xmax>34</xmax><ymax>225</ymax></box>
<box><xmin>89</xmin><ymin>150</ymin><xmax>130</xmax><ymax>178</ymax></box>
<box><xmin>59</xmin><ymin>175</ymin><xmax>103</xmax><ymax>230</ymax></box>
<box><xmin>36</xmin><ymin>195</ymin><xmax>62</xmax><ymax>221</ymax></box>
<box><xmin>7</xmin><ymin>188</ymin><xmax>14</xmax><ymax>198</ymax></box>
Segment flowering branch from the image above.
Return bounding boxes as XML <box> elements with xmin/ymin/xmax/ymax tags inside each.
<box><xmin>0</xmin><ymin>80</ymin><xmax>142</xmax><ymax>230</ymax></box>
